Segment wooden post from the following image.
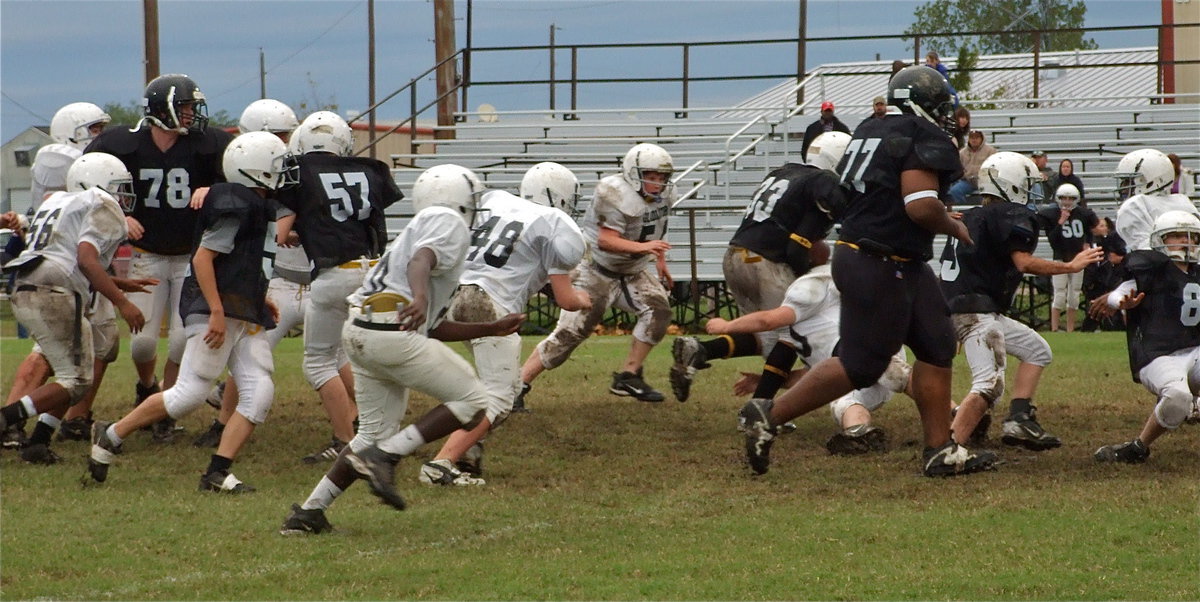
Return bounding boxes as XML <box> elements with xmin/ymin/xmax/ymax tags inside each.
<box><xmin>143</xmin><ymin>0</ymin><xmax>159</xmax><ymax>83</ymax></box>
<box><xmin>433</xmin><ymin>0</ymin><xmax>458</xmax><ymax>139</ymax></box>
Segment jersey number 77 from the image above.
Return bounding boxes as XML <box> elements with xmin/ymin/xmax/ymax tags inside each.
<box><xmin>838</xmin><ymin>138</ymin><xmax>881</xmax><ymax>193</ymax></box>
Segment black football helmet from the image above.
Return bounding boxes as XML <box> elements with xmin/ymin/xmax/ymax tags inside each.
<box><xmin>142</xmin><ymin>74</ymin><xmax>208</xmax><ymax>134</ymax></box>
<box><xmin>887</xmin><ymin>65</ymin><xmax>955</xmax><ymax>136</ymax></box>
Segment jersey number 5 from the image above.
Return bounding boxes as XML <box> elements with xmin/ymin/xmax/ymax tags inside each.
<box><xmin>320</xmin><ymin>172</ymin><xmax>372</xmax><ymax>222</ymax></box>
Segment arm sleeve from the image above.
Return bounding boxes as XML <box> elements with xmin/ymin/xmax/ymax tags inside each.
<box><xmin>79</xmin><ymin>200</ymin><xmax>128</xmax><ymax>256</ymax></box>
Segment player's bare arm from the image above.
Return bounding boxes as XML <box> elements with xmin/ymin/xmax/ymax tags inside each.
<box><xmin>192</xmin><ymin>246</ymin><xmax>226</xmax><ymax>349</ymax></box>
<box><xmin>78</xmin><ymin>241</ymin><xmax>146</xmax><ymax>334</ymax></box>
<box><xmin>548</xmin><ymin>273</ymin><xmax>591</xmax><ymax>311</ymax></box>
<box><xmin>1011</xmin><ymin>247</ymin><xmax>1103</xmax><ymax>276</ymax></box>
<box><xmin>430</xmin><ymin>312</ymin><xmax>527</xmax><ymax>342</ymax></box>
<box><xmin>706</xmin><ymin>306</ymin><xmax>796</xmax><ymax>335</ymax></box>
<box><xmin>596</xmin><ymin>226</ymin><xmax>670</xmax><ymax>257</ymax></box>
<box><xmin>396</xmin><ymin>247</ymin><xmax>435</xmax><ymax>331</ymax></box>
<box><xmin>901</xmin><ymin>169</ymin><xmax>972</xmax><ymax>245</ymax></box>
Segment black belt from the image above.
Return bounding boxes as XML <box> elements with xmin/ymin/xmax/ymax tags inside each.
<box><xmin>835</xmin><ymin>240</ymin><xmax>914</xmax><ymax>263</ymax></box>
<box><xmin>352</xmin><ymin>318</ymin><xmax>402</xmax><ymax>331</ymax></box>
<box><xmin>15</xmin><ymin>284</ymin><xmax>38</xmax><ymax>292</ymax></box>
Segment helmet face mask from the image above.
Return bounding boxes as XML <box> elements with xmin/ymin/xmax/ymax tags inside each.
<box><xmin>50</xmin><ymin>102</ymin><xmax>111</xmax><ymax>151</ymax></box>
<box><xmin>411</xmin><ymin>164</ymin><xmax>485</xmax><ymax>228</ymax></box>
<box><xmin>66</xmin><ymin>152</ymin><xmax>136</xmax><ymax>213</ymax></box>
<box><xmin>143</xmin><ymin>74</ymin><xmax>208</xmax><ymax>134</ymax></box>
<box><xmin>521</xmin><ymin>162</ymin><xmax>580</xmax><ymax>216</ymax></box>
<box><xmin>1150</xmin><ymin>210</ymin><xmax>1200</xmax><ymax>263</ymax></box>
<box><xmin>888</xmin><ymin>65</ymin><xmax>956</xmax><ymax>136</ymax></box>
<box><xmin>222</xmin><ymin>132</ymin><xmax>299</xmax><ymax>192</ymax></box>
<box><xmin>977</xmin><ymin>151</ymin><xmax>1040</xmax><ymax>206</ymax></box>
<box><xmin>1114</xmin><ymin>148</ymin><xmax>1174</xmax><ymax>201</ymax></box>
<box><xmin>621</xmin><ymin>143</ymin><xmax>674</xmax><ymax>197</ymax></box>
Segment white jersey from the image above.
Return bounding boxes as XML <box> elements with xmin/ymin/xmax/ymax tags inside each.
<box><xmin>779</xmin><ymin>264</ymin><xmax>840</xmax><ymax>365</ymax></box>
<box><xmin>30</xmin><ymin>143</ymin><xmax>82</xmax><ymax>207</ymax></box>
<box><xmin>460</xmin><ymin>190</ymin><xmax>585</xmax><ymax>314</ymax></box>
<box><xmin>1116</xmin><ymin>193</ymin><xmax>1199</xmax><ymax>251</ymax></box>
<box><xmin>580</xmin><ymin>174</ymin><xmax>673</xmax><ymax>274</ymax></box>
<box><xmin>349</xmin><ymin>206</ymin><xmax>469</xmax><ymax>335</ymax></box>
<box><xmin>5</xmin><ymin>188</ymin><xmax>127</xmax><ymax>297</ymax></box>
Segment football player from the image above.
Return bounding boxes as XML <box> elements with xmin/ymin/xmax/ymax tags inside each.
<box><xmin>280</xmin><ymin>164</ymin><xmax>524</xmax><ymax>533</ymax></box>
<box><xmin>669</xmin><ymin>132</ymin><xmax>851</xmax><ymax>402</ymax></box>
<box><xmin>1037</xmin><ymin>182</ymin><xmax>1098</xmax><ymax>332</ymax></box>
<box><xmin>517</xmin><ymin>143</ymin><xmax>676</xmax><ymax>405</ymax></box>
<box><xmin>1113</xmin><ymin>148</ymin><xmax>1199</xmax><ymax>251</ymax></box>
<box><xmin>1093</xmin><ymin>210</ymin><xmax>1200</xmax><ymax>463</ymax></box>
<box><xmin>85</xmin><ymin>132</ymin><xmax>296</xmax><ymax>493</ymax></box>
<box><xmin>737</xmin><ymin>65</ymin><xmax>994</xmax><ymax>477</ymax></box>
<box><xmin>0</xmin><ymin>153</ymin><xmax>149</xmax><ymax>460</ymax></box>
<box><xmin>272</xmin><ymin>110</ymin><xmax>402</xmax><ymax>463</ymax></box>
<box><xmin>703</xmin><ymin>262</ymin><xmax>912</xmax><ymax>456</ymax></box>
<box><xmin>421</xmin><ymin>162</ymin><xmax>591</xmax><ymax>485</ymax></box>
<box><xmin>84</xmin><ymin>74</ymin><xmax>234</xmax><ymax>443</ymax></box>
<box><xmin>939</xmin><ymin>152</ymin><xmax>1102</xmax><ymax>453</ymax></box>
<box><xmin>192</xmin><ymin>98</ymin><xmax>306</xmax><ymax>449</ymax></box>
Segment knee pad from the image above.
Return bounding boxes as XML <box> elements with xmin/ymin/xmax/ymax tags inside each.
<box><xmin>444</xmin><ymin>383</ymin><xmax>490</xmax><ymax>427</ymax></box>
<box><xmin>166</xmin><ymin>326</ymin><xmax>187</xmax><ymax>364</ymax></box>
<box><xmin>1154</xmin><ymin>385</ymin><xmax>1193</xmax><ymax>429</ymax></box>
<box><xmin>61</xmin><ymin>374</ymin><xmax>94</xmax><ymax>406</ymax></box>
<box><xmin>878</xmin><ymin>354</ymin><xmax>912</xmax><ymax>395</ymax></box>
<box><xmin>161</xmin><ymin>374</ymin><xmax>211</xmax><ymax>420</ymax></box>
<box><xmin>236</xmin><ymin>377</ymin><xmax>275</xmax><ymax>425</ymax></box>
<box><xmin>633</xmin><ymin>302</ymin><xmax>671</xmax><ymax>345</ymax></box>
<box><xmin>303</xmin><ymin>345</ymin><xmax>341</xmax><ymax>390</ymax></box>
<box><xmin>537</xmin><ymin>328</ymin><xmax>588</xmax><ymax>370</ymax></box>
<box><xmin>130</xmin><ymin>332</ymin><xmax>158</xmax><ymax>364</ymax></box>
<box><xmin>94</xmin><ymin>321</ymin><xmax>120</xmax><ymax>364</ymax></box>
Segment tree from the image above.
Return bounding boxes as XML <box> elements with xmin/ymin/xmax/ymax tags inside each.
<box><xmin>905</xmin><ymin>0</ymin><xmax>1098</xmax><ymax>58</ymax></box>
<box><xmin>101</xmin><ymin>101</ymin><xmax>236</xmax><ymax>129</ymax></box>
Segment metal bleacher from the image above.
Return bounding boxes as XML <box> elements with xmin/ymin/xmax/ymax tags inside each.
<box><xmin>381</xmin><ymin>81</ymin><xmax>1199</xmax><ymax>330</ymax></box>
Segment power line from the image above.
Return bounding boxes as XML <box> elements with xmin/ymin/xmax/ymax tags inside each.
<box><xmin>1</xmin><ymin>91</ymin><xmax>50</xmax><ymax>123</ymax></box>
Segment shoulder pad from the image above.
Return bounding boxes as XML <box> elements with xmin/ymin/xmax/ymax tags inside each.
<box><xmin>203</xmin><ymin>183</ymin><xmax>258</xmax><ymax>219</ymax></box>
<box><xmin>910</xmin><ymin>124</ymin><xmax>960</xmax><ymax>175</ymax></box>
<box><xmin>1124</xmin><ymin>249</ymin><xmax>1171</xmax><ymax>275</ymax></box>
<box><xmin>85</xmin><ymin>127</ymin><xmax>143</xmax><ymax>155</ymax></box>
<box><xmin>195</xmin><ymin>128</ymin><xmax>235</xmax><ymax>155</ymax></box>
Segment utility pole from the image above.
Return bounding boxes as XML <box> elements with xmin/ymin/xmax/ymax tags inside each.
<box><xmin>143</xmin><ymin>0</ymin><xmax>159</xmax><ymax>83</ymax></box>
<box><xmin>549</xmin><ymin>24</ymin><xmax>557</xmax><ymax>112</ymax></box>
<box><xmin>368</xmin><ymin>0</ymin><xmax>377</xmax><ymax>157</ymax></box>
<box><xmin>259</xmin><ymin>48</ymin><xmax>266</xmax><ymax>99</ymax></box>
<box><xmin>433</xmin><ymin>0</ymin><xmax>458</xmax><ymax>139</ymax></box>
<box><xmin>796</xmin><ymin>0</ymin><xmax>806</xmax><ymax>108</ymax></box>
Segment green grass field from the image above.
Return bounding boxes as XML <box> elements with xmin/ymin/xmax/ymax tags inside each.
<box><xmin>1</xmin><ymin>331</ymin><xmax>1197</xmax><ymax>600</ymax></box>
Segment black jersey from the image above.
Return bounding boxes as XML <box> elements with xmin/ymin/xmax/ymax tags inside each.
<box><xmin>274</xmin><ymin>154</ymin><xmax>402</xmax><ymax>271</ymax></box>
<box><xmin>178</xmin><ymin>183</ymin><xmax>274</xmax><ymax>328</ymax></box>
<box><xmin>85</xmin><ymin>126</ymin><xmax>233</xmax><ymax>255</ymax></box>
<box><xmin>728</xmin><ymin>163</ymin><xmax>841</xmax><ymax>276</ymax></box>
<box><xmin>836</xmin><ymin>114</ymin><xmax>961</xmax><ymax>261</ymax></box>
<box><xmin>1038</xmin><ymin>205</ymin><xmax>1098</xmax><ymax>260</ymax></box>
<box><xmin>1122</xmin><ymin>250</ymin><xmax>1200</xmax><ymax>380</ymax></box>
<box><xmin>939</xmin><ymin>202</ymin><xmax>1039</xmax><ymax>314</ymax></box>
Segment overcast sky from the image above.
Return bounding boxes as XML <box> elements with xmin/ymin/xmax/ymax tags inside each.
<box><xmin>1</xmin><ymin>0</ymin><xmax>1158</xmax><ymax>143</ymax></box>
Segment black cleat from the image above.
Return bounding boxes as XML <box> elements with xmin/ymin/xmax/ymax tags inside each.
<box><xmin>192</xmin><ymin>420</ymin><xmax>225</xmax><ymax>448</ymax></box>
<box><xmin>56</xmin><ymin>415</ymin><xmax>92</xmax><ymax>442</ymax></box>
<box><xmin>511</xmin><ymin>382</ymin><xmax>532</xmax><ymax>413</ymax></box>
<box><xmin>300</xmin><ymin>437</ymin><xmax>346</xmax><ymax>465</ymax></box>
<box><xmin>86</xmin><ymin>421</ymin><xmax>122</xmax><ymax>484</ymax></box>
<box><xmin>669</xmin><ymin>336</ymin><xmax>709</xmax><ymax>402</ymax></box>
<box><xmin>1001</xmin><ymin>409</ymin><xmax>1061</xmax><ymax>451</ymax></box>
<box><xmin>1094</xmin><ymin>439</ymin><xmax>1150</xmax><ymax>464</ymax></box>
<box><xmin>346</xmin><ymin>445</ymin><xmax>407</xmax><ymax>510</ymax></box>
<box><xmin>2</xmin><ymin>423</ymin><xmax>28</xmax><ymax>450</ymax></box>
<box><xmin>738</xmin><ymin>398</ymin><xmax>778</xmax><ymax>475</ymax></box>
<box><xmin>280</xmin><ymin>503</ymin><xmax>333</xmax><ymax>535</ymax></box>
<box><xmin>20</xmin><ymin>442</ymin><xmax>62</xmax><ymax>465</ymax></box>
<box><xmin>825</xmin><ymin>424</ymin><xmax>889</xmax><ymax>455</ymax></box>
<box><xmin>610</xmin><ymin>369</ymin><xmax>665</xmax><ymax>402</ymax></box>
<box><xmin>456</xmin><ymin>441</ymin><xmax>485</xmax><ymax>477</ymax></box>
<box><xmin>199</xmin><ymin>470</ymin><xmax>256</xmax><ymax>493</ymax></box>
<box><xmin>922</xmin><ymin>441</ymin><xmax>996</xmax><ymax>477</ymax></box>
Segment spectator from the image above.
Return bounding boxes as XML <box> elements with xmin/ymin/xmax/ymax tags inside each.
<box><xmin>1079</xmin><ymin>233</ymin><xmax>1127</xmax><ymax>332</ymax></box>
<box><xmin>948</xmin><ymin>130</ymin><xmax>996</xmax><ymax>206</ymax></box>
<box><xmin>925</xmin><ymin>51</ymin><xmax>958</xmax><ymax>105</ymax></box>
<box><xmin>1092</xmin><ymin>216</ymin><xmax>1114</xmax><ymax>239</ymax></box>
<box><xmin>1167</xmin><ymin>153</ymin><xmax>1196</xmax><ymax>196</ymax></box>
<box><xmin>891</xmin><ymin>60</ymin><xmax>909</xmax><ymax>76</ymax></box>
<box><xmin>871</xmin><ymin>95</ymin><xmax>888</xmax><ymax>119</ymax></box>
<box><xmin>953</xmin><ymin>106</ymin><xmax>971</xmax><ymax>148</ymax></box>
<box><xmin>800</xmin><ymin>101</ymin><xmax>850</xmax><ymax>156</ymax></box>
<box><xmin>1028</xmin><ymin>151</ymin><xmax>1053</xmax><ymax>206</ymax></box>
<box><xmin>1049</xmin><ymin>158</ymin><xmax>1086</xmax><ymax>205</ymax></box>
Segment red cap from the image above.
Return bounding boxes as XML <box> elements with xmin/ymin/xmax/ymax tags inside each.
<box><xmin>820</xmin><ymin>101</ymin><xmax>835</xmax><ymax>111</ymax></box>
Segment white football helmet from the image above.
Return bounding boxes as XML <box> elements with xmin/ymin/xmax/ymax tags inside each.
<box><xmin>621</xmin><ymin>143</ymin><xmax>674</xmax><ymax>194</ymax></box>
<box><xmin>521</xmin><ymin>162</ymin><xmax>580</xmax><ymax>215</ymax></box>
<box><xmin>411</xmin><ymin>164</ymin><xmax>485</xmax><ymax>226</ymax></box>
<box><xmin>1115</xmin><ymin>148</ymin><xmax>1174</xmax><ymax>201</ymax></box>
<box><xmin>1055</xmin><ymin>183</ymin><xmax>1081</xmax><ymax>211</ymax></box>
<box><xmin>805</xmin><ymin>131</ymin><xmax>851</xmax><ymax>172</ymax></box>
<box><xmin>66</xmin><ymin>152</ymin><xmax>135</xmax><ymax>212</ymax></box>
<box><xmin>238</xmin><ymin>99</ymin><xmax>300</xmax><ymax>136</ymax></box>
<box><xmin>50</xmin><ymin>102</ymin><xmax>111</xmax><ymax>151</ymax></box>
<box><xmin>292</xmin><ymin>111</ymin><xmax>353</xmax><ymax>156</ymax></box>
<box><xmin>222</xmin><ymin>131</ymin><xmax>299</xmax><ymax>191</ymax></box>
<box><xmin>977</xmin><ymin>151</ymin><xmax>1041</xmax><ymax>205</ymax></box>
<box><xmin>1150</xmin><ymin>210</ymin><xmax>1200</xmax><ymax>263</ymax></box>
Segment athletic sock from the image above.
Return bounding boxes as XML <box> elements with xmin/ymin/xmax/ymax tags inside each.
<box><xmin>699</xmin><ymin>333</ymin><xmax>759</xmax><ymax>360</ymax></box>
<box><xmin>378</xmin><ymin>424</ymin><xmax>426</xmax><ymax>457</ymax></box>
<box><xmin>302</xmin><ymin>476</ymin><xmax>344</xmax><ymax>511</ymax></box>
<box><xmin>1009</xmin><ymin>397</ymin><xmax>1033</xmax><ymax>417</ymax></box>
<box><xmin>206</xmin><ymin>454</ymin><xmax>233</xmax><ymax>476</ymax></box>
<box><xmin>754</xmin><ymin>343</ymin><xmax>799</xmax><ymax>399</ymax></box>
<box><xmin>29</xmin><ymin>415</ymin><xmax>60</xmax><ymax>446</ymax></box>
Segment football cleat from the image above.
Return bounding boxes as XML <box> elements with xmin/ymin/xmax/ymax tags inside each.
<box><xmin>346</xmin><ymin>445</ymin><xmax>407</xmax><ymax>510</ymax></box>
<box><xmin>1001</xmin><ymin>409</ymin><xmax>1061</xmax><ymax>451</ymax></box>
<box><xmin>205</xmin><ymin>380</ymin><xmax>226</xmax><ymax>409</ymax></box>
<box><xmin>86</xmin><ymin>420</ymin><xmax>122</xmax><ymax>484</ymax></box>
<box><xmin>738</xmin><ymin>398</ymin><xmax>778</xmax><ymax>475</ymax></box>
<box><xmin>192</xmin><ymin>419</ymin><xmax>225</xmax><ymax>448</ymax></box>
<box><xmin>419</xmin><ymin>459</ymin><xmax>486</xmax><ymax>486</ymax></box>
<box><xmin>2</xmin><ymin>423</ymin><xmax>28</xmax><ymax>450</ymax></box>
<box><xmin>301</xmin><ymin>437</ymin><xmax>346</xmax><ymax>465</ymax></box>
<box><xmin>151</xmin><ymin>417</ymin><xmax>181</xmax><ymax>444</ymax></box>
<box><xmin>20</xmin><ymin>442</ymin><xmax>62</xmax><ymax>465</ymax></box>
<box><xmin>610</xmin><ymin>369</ymin><xmax>665</xmax><ymax>402</ymax></box>
<box><xmin>1094</xmin><ymin>439</ymin><xmax>1150</xmax><ymax>464</ymax></box>
<box><xmin>56</xmin><ymin>415</ymin><xmax>92</xmax><ymax>442</ymax></box>
<box><xmin>199</xmin><ymin>470</ymin><xmax>256</xmax><ymax>494</ymax></box>
<box><xmin>511</xmin><ymin>382</ymin><xmax>532</xmax><ymax>413</ymax></box>
<box><xmin>922</xmin><ymin>441</ymin><xmax>996</xmax><ymax>477</ymax></box>
<box><xmin>280</xmin><ymin>503</ymin><xmax>333</xmax><ymax>535</ymax></box>
<box><xmin>669</xmin><ymin>336</ymin><xmax>710</xmax><ymax>402</ymax></box>
<box><xmin>456</xmin><ymin>441</ymin><xmax>485</xmax><ymax>477</ymax></box>
<box><xmin>825</xmin><ymin>424</ymin><xmax>889</xmax><ymax>455</ymax></box>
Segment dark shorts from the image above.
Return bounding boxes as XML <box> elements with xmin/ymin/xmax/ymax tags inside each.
<box><xmin>832</xmin><ymin>244</ymin><xmax>956</xmax><ymax>388</ymax></box>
